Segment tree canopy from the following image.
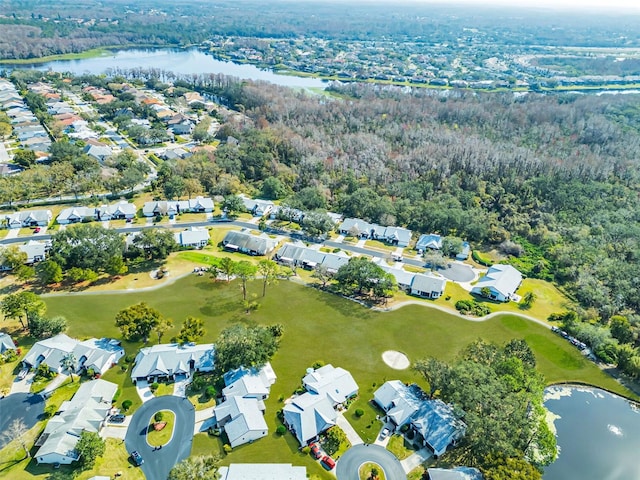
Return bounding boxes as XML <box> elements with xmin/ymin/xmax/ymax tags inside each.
<box><xmin>214</xmin><ymin>324</ymin><xmax>281</xmax><ymax>375</ymax></box>
<box><xmin>114</xmin><ymin>302</ymin><xmax>164</xmax><ymax>343</ymax></box>
<box><xmin>50</xmin><ymin>224</ymin><xmax>125</xmax><ymax>273</ymax></box>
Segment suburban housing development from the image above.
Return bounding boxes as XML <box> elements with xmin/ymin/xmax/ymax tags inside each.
<box><xmin>130</xmin><ymin>342</ymin><xmax>215</xmax><ymax>384</ymax></box>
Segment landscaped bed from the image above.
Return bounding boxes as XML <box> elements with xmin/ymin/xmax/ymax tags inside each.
<box><xmin>359</xmin><ymin>462</ymin><xmax>387</xmax><ymax>480</ymax></box>
<box><xmin>147</xmin><ymin>410</ymin><xmax>175</xmax><ymax>447</ymax></box>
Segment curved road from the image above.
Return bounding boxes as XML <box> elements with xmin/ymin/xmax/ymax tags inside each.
<box><xmin>336</xmin><ymin>444</ymin><xmax>406</xmax><ymax>480</ymax></box>
<box><xmin>0</xmin><ymin>393</ymin><xmax>45</xmax><ymax>448</ymax></box>
<box><xmin>125</xmin><ymin>395</ymin><xmax>195</xmax><ymax>480</ymax></box>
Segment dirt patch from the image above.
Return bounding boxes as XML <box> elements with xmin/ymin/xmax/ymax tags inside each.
<box><xmin>382</xmin><ymin>350</ymin><xmax>410</xmax><ymax>370</ymax></box>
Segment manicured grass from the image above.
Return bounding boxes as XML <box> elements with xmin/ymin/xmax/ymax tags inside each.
<box><xmin>364</xmin><ymin>240</ymin><xmax>396</xmax><ymax>253</ymax></box>
<box><xmin>386</xmin><ymin>434</ymin><xmax>416</xmax><ymax>460</ymax></box>
<box><xmin>360</xmin><ymin>462</ymin><xmax>387</xmax><ymax>480</ymax></box>
<box><xmin>154</xmin><ymin>382</ymin><xmax>174</xmax><ymax>397</ymax></box>
<box><xmin>0</xmin><ymin>274</ymin><xmax>627</xmax><ymax>479</ymax></box>
<box><xmin>147</xmin><ymin>410</ymin><xmax>175</xmax><ymax>447</ymax></box>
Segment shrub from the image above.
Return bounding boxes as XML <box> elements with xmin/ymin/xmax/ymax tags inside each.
<box><xmin>223</xmin><ymin>444</ymin><xmax>232</xmax><ymax>453</ymax></box>
<box><xmin>472</xmin><ymin>250</ymin><xmax>493</xmax><ymax>267</ymax></box>
<box><xmin>122</xmin><ymin>399</ymin><xmax>133</xmax><ymax>411</ymax></box>
<box><xmin>301</xmin><ymin>446</ymin><xmax>311</xmax><ymax>454</ymax></box>
<box><xmin>312</xmin><ymin>360</ymin><xmax>325</xmax><ymax>369</ymax></box>
<box><xmin>154</xmin><ymin>411</ymin><xmax>164</xmax><ymax>422</ymax></box>
<box><xmin>400</xmin><ymin>424</ymin><xmax>410</xmax><ymax>433</ymax></box>
<box><xmin>124</xmin><ymin>354</ymin><xmax>135</xmax><ymax>363</ymax></box>
<box><xmin>278</xmin><ymin>394</ymin><xmax>284</xmax><ymax>402</ymax></box>
<box><xmin>276</xmin><ymin>425</ymin><xmax>287</xmax><ymax>435</ymax></box>
<box><xmin>150</xmin><ymin>382</ymin><xmax>159</xmax><ymax>393</ymax></box>
<box><xmin>205</xmin><ymin>386</ymin><xmax>217</xmax><ymax>399</ymax></box>
<box><xmin>355</xmin><ymin>408</ymin><xmax>365</xmax><ymax>417</ymax></box>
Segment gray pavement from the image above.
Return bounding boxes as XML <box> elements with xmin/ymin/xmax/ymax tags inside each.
<box><xmin>0</xmin><ymin>393</ymin><xmax>45</xmax><ymax>449</ymax></box>
<box><xmin>336</xmin><ymin>444</ymin><xmax>406</xmax><ymax>480</ymax></box>
<box><xmin>125</xmin><ymin>395</ymin><xmax>195</xmax><ymax>480</ymax></box>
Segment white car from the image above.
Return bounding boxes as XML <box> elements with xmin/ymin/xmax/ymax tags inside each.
<box><xmin>380</xmin><ymin>427</ymin><xmax>390</xmax><ymax>439</ymax></box>
<box><xmin>17</xmin><ymin>369</ymin><xmax>29</xmax><ymax>380</ymax></box>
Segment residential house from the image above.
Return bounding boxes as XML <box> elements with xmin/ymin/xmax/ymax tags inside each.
<box><xmin>130</xmin><ymin>342</ymin><xmax>215</xmax><ymax>384</ymax></box>
<box><xmin>170</xmin><ymin>120</ymin><xmax>194</xmax><ymax>135</ymax></box>
<box><xmin>217</xmin><ymin>464</ymin><xmax>307</xmax><ymax>480</ymax></box>
<box><xmin>159</xmin><ymin>148</ymin><xmax>191</xmax><ymax>161</ymax></box>
<box><xmin>416</xmin><ymin>234</ymin><xmax>443</xmax><ymax>252</ymax></box>
<box><xmin>0</xmin><ymin>332</ymin><xmax>15</xmax><ymax>354</ymax></box>
<box><xmin>84</xmin><ymin>140</ymin><xmax>113</xmax><ymax>162</ymax></box>
<box><xmin>379</xmin><ymin>264</ymin><xmax>415</xmax><ymax>292</ymax></box>
<box><xmin>470</xmin><ymin>264</ymin><xmax>522</xmax><ymax>302</ymax></box>
<box><xmin>382</xmin><ymin>226</ymin><xmax>412</xmax><ymax>248</ymax></box>
<box><xmin>23</xmin><ymin>334</ymin><xmax>124</xmax><ymax>375</ymax></box>
<box><xmin>6</xmin><ymin>210</ymin><xmax>52</xmax><ymax>228</ymax></box>
<box><xmin>214</xmin><ymin>396</ymin><xmax>268</xmax><ymax>448</ymax></box>
<box><xmin>174</xmin><ymin>226</ymin><xmax>210</xmax><ymax>248</ymax></box>
<box><xmin>222</xmin><ymin>362</ymin><xmax>277</xmax><ymax>401</ymax></box>
<box><xmin>302</xmin><ymin>364</ymin><xmax>358</xmax><ymax>406</ymax></box>
<box><xmin>222</xmin><ymin>230</ymin><xmax>278</xmax><ymax>256</ymax></box>
<box><xmin>282</xmin><ymin>391</ymin><xmax>337</xmax><ymax>446</ymax></box>
<box><xmin>427</xmin><ymin>467</ymin><xmax>484</xmax><ymax>480</ymax></box>
<box><xmin>19</xmin><ymin>240</ymin><xmax>47</xmax><ymax>264</ymax></box>
<box><xmin>456</xmin><ymin>242</ymin><xmax>471</xmax><ymax>261</ymax></box>
<box><xmin>274</xmin><ymin>242</ymin><xmax>349</xmax><ymax>273</ymax></box>
<box><xmin>410</xmin><ymin>273</ymin><xmax>446</xmax><ymax>299</ymax></box>
<box><xmin>35</xmin><ymin>379</ymin><xmax>117</xmax><ymax>464</ymax></box>
<box><xmin>238</xmin><ymin>195</ymin><xmax>274</xmax><ymax>217</ymax></box>
<box><xmin>270</xmin><ymin>205</ymin><xmax>304</xmax><ymax>222</ymax></box>
<box><xmin>57</xmin><ymin>206</ymin><xmax>98</xmax><ymax>225</ymax></box>
<box><xmin>142</xmin><ymin>197</ymin><xmax>213</xmax><ymax>217</ymax></box>
<box><xmin>100</xmin><ymin>201</ymin><xmax>137</xmax><ymax>220</ymax></box>
<box><xmin>338</xmin><ymin>218</ymin><xmax>412</xmax><ymax>247</ymax></box>
<box><xmin>188</xmin><ymin>196</ymin><xmax>214</xmax><ymax>213</ymax></box>
<box><xmin>338</xmin><ymin>218</ymin><xmax>374</xmax><ymax>237</ymax></box>
<box><xmin>374</xmin><ymin>381</ymin><xmax>466</xmax><ymax>457</ymax></box>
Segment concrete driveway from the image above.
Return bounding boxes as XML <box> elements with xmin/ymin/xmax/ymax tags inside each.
<box><xmin>125</xmin><ymin>395</ymin><xmax>195</xmax><ymax>480</ymax></box>
<box><xmin>0</xmin><ymin>393</ymin><xmax>45</xmax><ymax>448</ymax></box>
<box><xmin>9</xmin><ymin>371</ymin><xmax>35</xmax><ymax>395</ymax></box>
<box><xmin>336</xmin><ymin>444</ymin><xmax>406</xmax><ymax>480</ymax></box>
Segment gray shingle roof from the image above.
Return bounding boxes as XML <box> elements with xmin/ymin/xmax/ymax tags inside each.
<box><xmin>218</xmin><ymin>463</ymin><xmax>307</xmax><ymax>480</ymax></box>
<box><xmin>471</xmin><ymin>264</ymin><xmax>522</xmax><ymax>299</ymax></box>
<box><xmin>302</xmin><ymin>364</ymin><xmax>359</xmax><ymax>406</ymax></box>
<box><xmin>222</xmin><ymin>230</ymin><xmax>278</xmax><ymax>255</ymax></box>
<box><xmin>131</xmin><ymin>342</ymin><xmax>215</xmax><ymax>380</ymax></box>
<box><xmin>283</xmin><ymin>392</ymin><xmax>337</xmax><ymax>445</ymax></box>
<box><xmin>0</xmin><ymin>332</ymin><xmax>15</xmax><ymax>353</ymax></box>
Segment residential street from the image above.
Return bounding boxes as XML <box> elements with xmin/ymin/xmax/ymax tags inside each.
<box><xmin>0</xmin><ymin>393</ymin><xmax>45</xmax><ymax>449</ymax></box>
<box><xmin>336</xmin><ymin>444</ymin><xmax>406</xmax><ymax>480</ymax></box>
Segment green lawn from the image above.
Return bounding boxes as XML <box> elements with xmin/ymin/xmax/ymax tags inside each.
<box><xmin>386</xmin><ymin>434</ymin><xmax>417</xmax><ymax>460</ymax></box>
<box><xmin>360</xmin><ymin>461</ymin><xmax>387</xmax><ymax>480</ymax></box>
<box><xmin>1</xmin><ymin>275</ymin><xmax>633</xmax><ymax>479</ymax></box>
<box><xmin>147</xmin><ymin>410</ymin><xmax>175</xmax><ymax>447</ymax></box>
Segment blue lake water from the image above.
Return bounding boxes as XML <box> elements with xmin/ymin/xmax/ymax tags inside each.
<box><xmin>543</xmin><ymin>386</ymin><xmax>640</xmax><ymax>480</ymax></box>
<box><xmin>0</xmin><ymin>48</ymin><xmax>327</xmax><ymax>88</ymax></box>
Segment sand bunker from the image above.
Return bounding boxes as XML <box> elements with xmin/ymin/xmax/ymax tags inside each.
<box><xmin>382</xmin><ymin>350</ymin><xmax>410</xmax><ymax>370</ymax></box>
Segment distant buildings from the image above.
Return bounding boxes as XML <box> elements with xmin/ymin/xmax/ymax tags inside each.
<box><xmin>338</xmin><ymin>218</ymin><xmax>412</xmax><ymax>247</ymax></box>
<box><xmin>174</xmin><ymin>226</ymin><xmax>210</xmax><ymax>248</ymax></box>
<box><xmin>222</xmin><ymin>230</ymin><xmax>278</xmax><ymax>256</ymax></box>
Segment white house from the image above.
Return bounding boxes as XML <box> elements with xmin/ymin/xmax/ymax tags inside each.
<box><xmin>410</xmin><ymin>273</ymin><xmax>447</xmax><ymax>299</ymax></box>
<box><xmin>416</xmin><ymin>234</ymin><xmax>443</xmax><ymax>251</ymax></box>
<box><xmin>19</xmin><ymin>240</ymin><xmax>47</xmax><ymax>264</ymax></box>
<box><xmin>283</xmin><ymin>391</ymin><xmax>337</xmax><ymax>446</ymax></box>
<box><xmin>142</xmin><ymin>196</ymin><xmax>213</xmax><ymax>217</ymax></box>
<box><xmin>222</xmin><ymin>230</ymin><xmax>278</xmax><ymax>256</ymax></box>
<box><xmin>35</xmin><ymin>379</ymin><xmax>117</xmax><ymax>465</ymax></box>
<box><xmin>471</xmin><ymin>264</ymin><xmax>522</xmax><ymax>302</ymax></box>
<box><xmin>0</xmin><ymin>332</ymin><xmax>15</xmax><ymax>354</ymax></box>
<box><xmin>222</xmin><ymin>362</ymin><xmax>277</xmax><ymax>401</ymax></box>
<box><xmin>302</xmin><ymin>364</ymin><xmax>358</xmax><ymax>406</ymax></box>
<box><xmin>6</xmin><ymin>210</ymin><xmax>52</xmax><ymax>228</ymax></box>
<box><xmin>214</xmin><ymin>396</ymin><xmax>268</xmax><ymax>448</ymax></box>
<box><xmin>83</xmin><ymin>140</ymin><xmax>113</xmax><ymax>162</ymax></box>
<box><xmin>22</xmin><ymin>334</ymin><xmax>124</xmax><ymax>375</ymax></box>
<box><xmin>57</xmin><ymin>206</ymin><xmax>98</xmax><ymax>225</ymax></box>
<box><xmin>238</xmin><ymin>195</ymin><xmax>274</xmax><ymax>217</ymax></box>
<box><xmin>100</xmin><ymin>201</ymin><xmax>137</xmax><ymax>220</ymax></box>
<box><xmin>427</xmin><ymin>467</ymin><xmax>484</xmax><ymax>480</ymax></box>
<box><xmin>338</xmin><ymin>218</ymin><xmax>412</xmax><ymax>247</ymax></box>
<box><xmin>130</xmin><ymin>342</ymin><xmax>215</xmax><ymax>384</ymax></box>
<box><xmin>218</xmin><ymin>464</ymin><xmax>307</xmax><ymax>480</ymax></box>
<box><xmin>174</xmin><ymin>226</ymin><xmax>210</xmax><ymax>248</ymax></box>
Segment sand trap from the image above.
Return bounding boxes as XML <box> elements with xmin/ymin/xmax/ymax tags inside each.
<box><xmin>382</xmin><ymin>350</ymin><xmax>410</xmax><ymax>370</ymax></box>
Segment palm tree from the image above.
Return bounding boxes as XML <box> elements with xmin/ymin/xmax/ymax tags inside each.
<box><xmin>61</xmin><ymin>352</ymin><xmax>77</xmax><ymax>382</ymax></box>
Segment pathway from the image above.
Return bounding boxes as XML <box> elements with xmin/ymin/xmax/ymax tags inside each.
<box><xmin>193</xmin><ymin>406</ymin><xmax>216</xmax><ymax>434</ymax></box>
<box><xmin>40</xmin><ymin>373</ymin><xmax>69</xmax><ymax>397</ymax></box>
<box><xmin>400</xmin><ymin>447</ymin><xmax>432</xmax><ymax>473</ymax></box>
<box><xmin>173</xmin><ymin>378</ymin><xmax>190</xmax><ymax>397</ymax></box>
<box><xmin>337</xmin><ymin>412</ymin><xmax>364</xmax><ymax>446</ymax></box>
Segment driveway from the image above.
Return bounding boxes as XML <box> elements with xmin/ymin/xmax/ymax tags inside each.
<box><xmin>135</xmin><ymin>380</ymin><xmax>153</xmax><ymax>403</ymax></box>
<box><xmin>336</xmin><ymin>412</ymin><xmax>364</xmax><ymax>446</ymax></box>
<box><xmin>9</xmin><ymin>371</ymin><xmax>35</xmax><ymax>395</ymax></box>
<box><xmin>437</xmin><ymin>262</ymin><xmax>475</xmax><ymax>282</ymax></box>
<box><xmin>125</xmin><ymin>396</ymin><xmax>195</xmax><ymax>480</ymax></box>
<box><xmin>336</xmin><ymin>444</ymin><xmax>406</xmax><ymax>480</ymax></box>
<box><xmin>0</xmin><ymin>393</ymin><xmax>45</xmax><ymax>448</ymax></box>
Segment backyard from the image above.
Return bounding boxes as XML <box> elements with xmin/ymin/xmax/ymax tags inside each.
<box><xmin>0</xmin><ymin>273</ymin><xmax>636</xmax><ymax>479</ymax></box>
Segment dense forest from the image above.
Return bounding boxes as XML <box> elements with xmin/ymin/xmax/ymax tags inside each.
<box><xmin>1</xmin><ymin>0</ymin><xmax>640</xmax><ymax>59</ymax></box>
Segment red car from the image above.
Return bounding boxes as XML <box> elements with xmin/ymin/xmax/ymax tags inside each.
<box><xmin>310</xmin><ymin>444</ymin><xmax>322</xmax><ymax>459</ymax></box>
<box><xmin>321</xmin><ymin>456</ymin><xmax>336</xmax><ymax>470</ymax></box>
<box><xmin>33</xmin><ymin>227</ymin><xmax>41</xmax><ymax>233</ymax></box>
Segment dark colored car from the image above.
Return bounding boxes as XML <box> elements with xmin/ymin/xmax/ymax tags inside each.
<box><xmin>321</xmin><ymin>455</ymin><xmax>336</xmax><ymax>470</ymax></box>
<box><xmin>310</xmin><ymin>443</ymin><xmax>322</xmax><ymax>459</ymax></box>
<box><xmin>109</xmin><ymin>414</ymin><xmax>126</xmax><ymax>423</ymax></box>
<box><xmin>131</xmin><ymin>450</ymin><xmax>144</xmax><ymax>466</ymax></box>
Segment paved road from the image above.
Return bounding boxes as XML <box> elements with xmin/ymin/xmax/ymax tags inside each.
<box><xmin>438</xmin><ymin>262</ymin><xmax>475</xmax><ymax>282</ymax></box>
<box><xmin>125</xmin><ymin>395</ymin><xmax>195</xmax><ymax>480</ymax></box>
<box><xmin>0</xmin><ymin>393</ymin><xmax>45</xmax><ymax>448</ymax></box>
<box><xmin>336</xmin><ymin>444</ymin><xmax>406</xmax><ymax>480</ymax></box>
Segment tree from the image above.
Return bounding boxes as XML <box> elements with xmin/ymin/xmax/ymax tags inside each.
<box><xmin>61</xmin><ymin>352</ymin><xmax>77</xmax><ymax>382</ymax></box>
<box><xmin>115</xmin><ymin>302</ymin><xmax>163</xmax><ymax>343</ymax></box>
<box><xmin>155</xmin><ymin>317</ymin><xmax>174</xmax><ymax>344</ymax></box>
<box><xmin>322</xmin><ymin>426</ymin><xmax>348</xmax><ymax>456</ymax></box>
<box><xmin>169</xmin><ymin>455</ymin><xmax>220</xmax><ymax>480</ymax></box>
<box><xmin>413</xmin><ymin>357</ymin><xmax>450</xmax><ymax>398</ymax></box>
<box><xmin>610</xmin><ymin>315</ymin><xmax>634</xmax><ymax>344</ymax></box>
<box><xmin>261</xmin><ymin>176</ymin><xmax>288</xmax><ymax>200</ymax></box>
<box><xmin>302</xmin><ymin>211</ymin><xmax>334</xmax><ymax>236</ymax></box>
<box><xmin>183</xmin><ymin>178</ymin><xmax>204</xmax><ymax>199</ymax></box>
<box><xmin>480</xmin><ymin>287</ymin><xmax>492</xmax><ymax>298</ymax></box>
<box><xmin>12</xmin><ymin>149</ymin><xmax>36</xmax><ymax>168</ymax></box>
<box><xmin>0</xmin><ymin>245</ymin><xmax>27</xmax><ymax>270</ymax></box>
<box><xmin>132</xmin><ymin>228</ymin><xmax>178</xmax><ymax>261</ymax></box>
<box><xmin>424</xmin><ymin>250</ymin><xmax>448</xmax><ymax>271</ymax></box>
<box><xmin>234</xmin><ymin>261</ymin><xmax>257</xmax><ymax>300</ymax></box>
<box><xmin>66</xmin><ymin>267</ymin><xmax>99</xmax><ymax>284</ymax></box>
<box><xmin>30</xmin><ymin>314</ymin><xmax>67</xmax><ymax>339</ymax></box>
<box><xmin>334</xmin><ymin>257</ymin><xmax>390</xmax><ymax>297</ymax></box>
<box><xmin>178</xmin><ymin>316</ymin><xmax>205</xmax><ymax>344</ymax></box>
<box><xmin>312</xmin><ymin>264</ymin><xmax>332</xmax><ymax>288</ymax></box>
<box><xmin>36</xmin><ymin>260</ymin><xmax>63</xmax><ymax>285</ymax></box>
<box><xmin>482</xmin><ymin>455</ymin><xmax>542</xmax><ymax>480</ymax></box>
<box><xmin>14</xmin><ymin>265</ymin><xmax>36</xmax><ymax>282</ymax></box>
<box><xmin>519</xmin><ymin>292</ymin><xmax>537</xmax><ymax>310</ymax></box>
<box><xmin>1</xmin><ymin>291</ymin><xmax>46</xmax><ymax>330</ymax></box>
<box><xmin>74</xmin><ymin>431</ymin><xmax>105</xmax><ymax>469</ymax></box>
<box><xmin>214</xmin><ymin>324</ymin><xmax>280</xmax><ymax>374</ymax></box>
<box><xmin>1</xmin><ymin>419</ymin><xmax>29</xmax><ymax>458</ymax></box>
<box><xmin>257</xmin><ymin>259</ymin><xmax>279</xmax><ymax>297</ymax></box>
<box><xmin>442</xmin><ymin>236</ymin><xmax>464</xmax><ymax>257</ymax></box>
<box><xmin>221</xmin><ymin>195</ymin><xmax>245</xmax><ymax>217</ymax></box>
<box><xmin>50</xmin><ymin>224</ymin><xmax>125</xmax><ymax>273</ymax></box>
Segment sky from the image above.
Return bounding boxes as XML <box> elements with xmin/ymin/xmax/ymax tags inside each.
<box><xmin>360</xmin><ymin>0</ymin><xmax>640</xmax><ymax>13</ymax></box>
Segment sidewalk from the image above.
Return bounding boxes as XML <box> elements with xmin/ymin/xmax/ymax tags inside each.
<box><xmin>336</xmin><ymin>412</ymin><xmax>364</xmax><ymax>446</ymax></box>
<box><xmin>41</xmin><ymin>373</ymin><xmax>70</xmax><ymax>397</ymax></box>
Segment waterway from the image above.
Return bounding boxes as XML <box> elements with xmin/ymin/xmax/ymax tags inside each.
<box><xmin>0</xmin><ymin>48</ymin><xmax>327</xmax><ymax>89</ymax></box>
<box><xmin>543</xmin><ymin>386</ymin><xmax>640</xmax><ymax>480</ymax></box>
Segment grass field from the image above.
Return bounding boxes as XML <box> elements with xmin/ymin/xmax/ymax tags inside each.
<box><xmin>1</xmin><ymin>274</ymin><xmax>635</xmax><ymax>479</ymax></box>
<box><xmin>360</xmin><ymin>461</ymin><xmax>387</xmax><ymax>480</ymax></box>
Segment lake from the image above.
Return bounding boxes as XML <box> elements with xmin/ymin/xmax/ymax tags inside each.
<box><xmin>544</xmin><ymin>386</ymin><xmax>640</xmax><ymax>480</ymax></box>
<box><xmin>0</xmin><ymin>48</ymin><xmax>327</xmax><ymax>89</ymax></box>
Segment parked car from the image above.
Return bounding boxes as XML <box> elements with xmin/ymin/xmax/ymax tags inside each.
<box><xmin>17</xmin><ymin>368</ymin><xmax>29</xmax><ymax>380</ymax></box>
<box><xmin>380</xmin><ymin>427</ymin><xmax>390</xmax><ymax>439</ymax></box>
<box><xmin>131</xmin><ymin>450</ymin><xmax>144</xmax><ymax>466</ymax></box>
<box><xmin>33</xmin><ymin>227</ymin><xmax>41</xmax><ymax>233</ymax></box>
<box><xmin>109</xmin><ymin>414</ymin><xmax>126</xmax><ymax>423</ymax></box>
<box><xmin>310</xmin><ymin>443</ymin><xmax>322</xmax><ymax>459</ymax></box>
<box><xmin>321</xmin><ymin>456</ymin><xmax>336</xmax><ymax>470</ymax></box>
